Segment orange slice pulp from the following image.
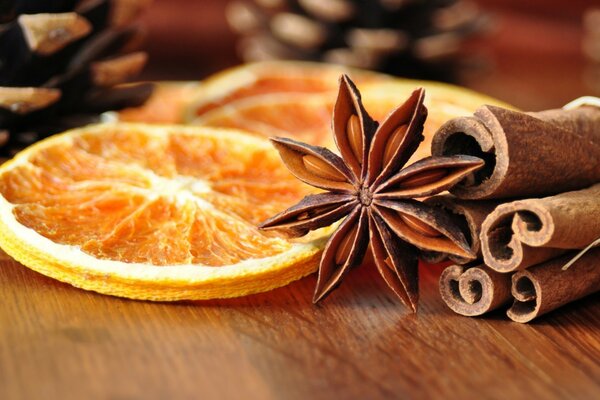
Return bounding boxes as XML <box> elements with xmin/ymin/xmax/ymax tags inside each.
<box><xmin>0</xmin><ymin>123</ymin><xmax>328</xmax><ymax>300</ymax></box>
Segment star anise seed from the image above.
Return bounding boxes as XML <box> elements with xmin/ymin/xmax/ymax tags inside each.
<box><xmin>259</xmin><ymin>75</ymin><xmax>484</xmax><ymax>311</ymax></box>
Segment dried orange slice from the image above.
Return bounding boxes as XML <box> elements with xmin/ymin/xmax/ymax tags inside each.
<box><xmin>184</xmin><ymin>61</ymin><xmax>391</xmax><ymax>120</ymax></box>
<box><xmin>193</xmin><ymin>93</ymin><xmax>336</xmax><ymax>147</ymax></box>
<box><xmin>117</xmin><ymin>62</ymin><xmax>511</xmax><ymax>157</ymax></box>
<box><xmin>117</xmin><ymin>62</ymin><xmax>388</xmax><ymax>125</ymax></box>
<box><xmin>192</xmin><ymin>81</ymin><xmax>513</xmax><ymax>163</ymax></box>
<box><xmin>0</xmin><ymin>123</ymin><xmax>328</xmax><ymax>300</ymax></box>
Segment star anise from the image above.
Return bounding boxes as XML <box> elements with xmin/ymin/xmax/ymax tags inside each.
<box><xmin>259</xmin><ymin>75</ymin><xmax>484</xmax><ymax>311</ymax></box>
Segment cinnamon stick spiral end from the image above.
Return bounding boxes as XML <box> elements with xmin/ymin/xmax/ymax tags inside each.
<box><xmin>439</xmin><ymin>264</ymin><xmax>512</xmax><ymax>316</ymax></box>
<box><xmin>507</xmin><ymin>248</ymin><xmax>600</xmax><ymax>323</ymax></box>
<box><xmin>480</xmin><ymin>202</ymin><xmax>566</xmax><ymax>272</ymax></box>
<box><xmin>506</xmin><ymin>272</ymin><xmax>540</xmax><ymax>323</ymax></box>
<box><xmin>432</xmin><ymin>105</ymin><xmax>600</xmax><ymax>200</ymax></box>
<box><xmin>480</xmin><ymin>184</ymin><xmax>600</xmax><ymax>272</ymax></box>
<box><xmin>430</xmin><ymin>113</ymin><xmax>499</xmax><ymax>199</ymax></box>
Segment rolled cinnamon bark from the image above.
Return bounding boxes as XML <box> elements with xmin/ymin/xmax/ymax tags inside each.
<box><xmin>480</xmin><ymin>184</ymin><xmax>600</xmax><ymax>272</ymax></box>
<box><xmin>422</xmin><ymin>195</ymin><xmax>502</xmax><ymax>264</ymax></box>
<box><xmin>431</xmin><ymin>104</ymin><xmax>600</xmax><ymax>199</ymax></box>
<box><xmin>439</xmin><ymin>263</ymin><xmax>513</xmax><ymax>316</ymax></box>
<box><xmin>507</xmin><ymin>248</ymin><xmax>600</xmax><ymax>323</ymax></box>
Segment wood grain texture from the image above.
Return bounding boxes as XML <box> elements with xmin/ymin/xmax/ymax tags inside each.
<box><xmin>1</xmin><ymin>256</ymin><xmax>599</xmax><ymax>400</ymax></box>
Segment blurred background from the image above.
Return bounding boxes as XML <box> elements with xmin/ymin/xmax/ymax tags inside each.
<box><xmin>136</xmin><ymin>0</ymin><xmax>598</xmax><ymax>110</ymax></box>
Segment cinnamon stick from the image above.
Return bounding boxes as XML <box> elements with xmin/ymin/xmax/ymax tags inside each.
<box><xmin>507</xmin><ymin>248</ymin><xmax>600</xmax><ymax>323</ymax></box>
<box><xmin>422</xmin><ymin>195</ymin><xmax>502</xmax><ymax>264</ymax></box>
<box><xmin>439</xmin><ymin>263</ymin><xmax>513</xmax><ymax>316</ymax></box>
<box><xmin>480</xmin><ymin>184</ymin><xmax>600</xmax><ymax>272</ymax></box>
<box><xmin>431</xmin><ymin>104</ymin><xmax>600</xmax><ymax>199</ymax></box>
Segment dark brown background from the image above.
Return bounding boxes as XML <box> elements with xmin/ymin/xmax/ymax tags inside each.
<box><xmin>1</xmin><ymin>1</ymin><xmax>599</xmax><ymax>399</ymax></box>
<box><xmin>139</xmin><ymin>0</ymin><xmax>598</xmax><ymax>110</ymax></box>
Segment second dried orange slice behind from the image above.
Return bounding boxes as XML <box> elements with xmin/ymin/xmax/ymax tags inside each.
<box><xmin>192</xmin><ymin>80</ymin><xmax>513</xmax><ymax>163</ymax></box>
<box><xmin>117</xmin><ymin>61</ymin><xmax>389</xmax><ymax>125</ymax></box>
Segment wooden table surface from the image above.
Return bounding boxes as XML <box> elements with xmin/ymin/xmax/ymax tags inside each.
<box><xmin>2</xmin><ymin>2</ymin><xmax>600</xmax><ymax>399</ymax></box>
<box><xmin>2</xmin><ymin>254</ymin><xmax>599</xmax><ymax>400</ymax></box>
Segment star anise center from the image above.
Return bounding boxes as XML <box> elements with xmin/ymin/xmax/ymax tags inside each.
<box><xmin>358</xmin><ymin>185</ymin><xmax>373</xmax><ymax>206</ymax></box>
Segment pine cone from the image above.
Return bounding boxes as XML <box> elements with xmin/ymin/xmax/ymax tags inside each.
<box><xmin>227</xmin><ymin>0</ymin><xmax>489</xmax><ymax>81</ymax></box>
<box><xmin>0</xmin><ymin>0</ymin><xmax>153</xmax><ymax>155</ymax></box>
